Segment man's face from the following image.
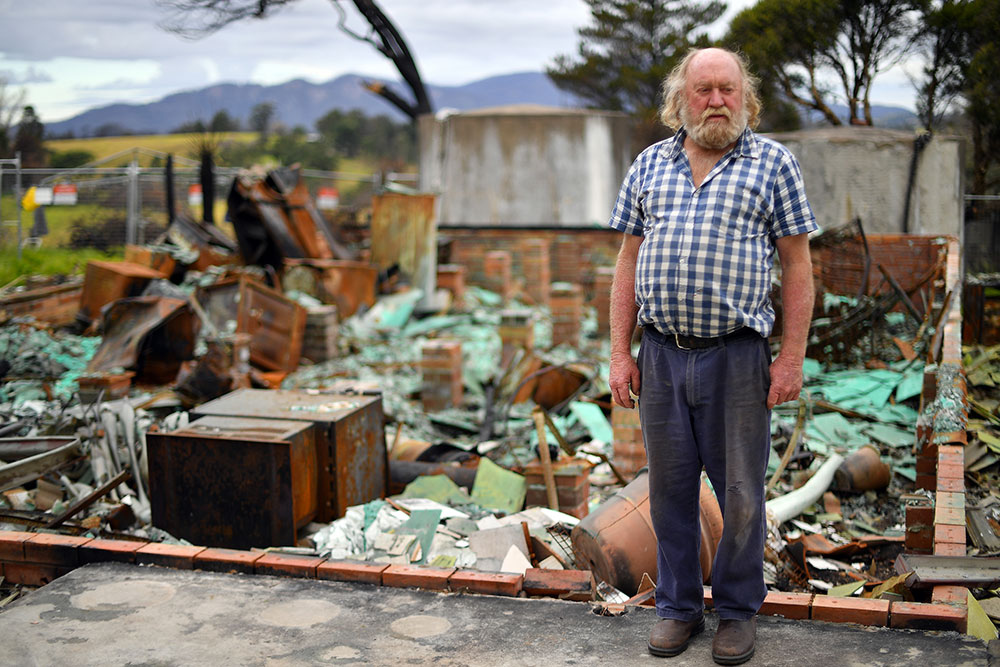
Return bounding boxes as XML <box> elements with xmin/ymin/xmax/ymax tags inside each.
<box><xmin>680</xmin><ymin>50</ymin><xmax>748</xmax><ymax>150</ymax></box>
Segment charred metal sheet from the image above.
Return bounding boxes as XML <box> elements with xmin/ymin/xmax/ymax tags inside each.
<box><xmin>0</xmin><ymin>437</ymin><xmax>81</xmax><ymax>492</ymax></box>
<box><xmin>78</xmin><ymin>260</ymin><xmax>167</xmax><ymax>325</ymax></box>
<box><xmin>147</xmin><ymin>414</ymin><xmax>317</xmax><ymax>550</ymax></box>
<box><xmin>270</xmin><ymin>167</ymin><xmax>355</xmax><ymax>261</ymax></box>
<box><xmin>227</xmin><ymin>176</ymin><xmax>306</xmax><ymax>269</ymax></box>
<box><xmin>266</xmin><ymin>168</ymin><xmax>332</xmax><ymax>260</ymax></box>
<box><xmin>168</xmin><ymin>213</ymin><xmax>238</xmax><ymax>253</ymax></box>
<box><xmin>283</xmin><ymin>259</ymin><xmax>377</xmax><ymax>318</ymax></box>
<box><xmin>194</xmin><ymin>388</ymin><xmax>387</xmax><ymax>522</ymax></box>
<box><xmin>86</xmin><ymin>297</ymin><xmax>200</xmax><ymax>385</ymax></box>
<box><xmin>195</xmin><ymin>277</ymin><xmax>240</xmax><ymax>332</ymax></box>
<box><xmin>174</xmin><ymin>335</ymin><xmax>251</xmax><ymax>405</ymax></box>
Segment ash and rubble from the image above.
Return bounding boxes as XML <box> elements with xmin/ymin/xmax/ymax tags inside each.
<box><xmin>0</xmin><ymin>181</ymin><xmax>996</xmax><ymax>626</ymax></box>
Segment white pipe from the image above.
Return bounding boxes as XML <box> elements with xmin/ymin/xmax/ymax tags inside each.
<box><xmin>765</xmin><ymin>453</ymin><xmax>844</xmax><ymax>525</ymax></box>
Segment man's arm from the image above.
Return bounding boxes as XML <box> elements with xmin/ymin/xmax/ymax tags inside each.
<box><xmin>610</xmin><ymin>233</ymin><xmax>643</xmax><ymax>409</ymax></box>
<box><xmin>768</xmin><ymin>233</ymin><xmax>814</xmax><ymax>409</ymax></box>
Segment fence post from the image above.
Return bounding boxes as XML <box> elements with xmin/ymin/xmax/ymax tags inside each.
<box><xmin>14</xmin><ymin>152</ymin><xmax>23</xmax><ymax>261</ymax></box>
<box><xmin>127</xmin><ymin>153</ymin><xmax>139</xmax><ymax>246</ymax></box>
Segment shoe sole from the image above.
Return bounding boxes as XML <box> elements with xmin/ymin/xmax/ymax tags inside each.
<box><xmin>712</xmin><ymin>646</ymin><xmax>755</xmax><ymax>665</ymax></box>
<box><xmin>647</xmin><ymin>619</ymin><xmax>705</xmax><ymax>657</ymax></box>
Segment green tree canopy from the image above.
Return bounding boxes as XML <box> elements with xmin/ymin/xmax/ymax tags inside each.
<box><xmin>249</xmin><ymin>101</ymin><xmax>276</xmax><ymax>141</ymax></box>
<box><xmin>209</xmin><ymin>109</ymin><xmax>241</xmax><ymax>132</ymax></box>
<box><xmin>911</xmin><ymin>0</ymin><xmax>1000</xmax><ymax>193</ymax></box>
<box><xmin>547</xmin><ymin>0</ymin><xmax>725</xmax><ymax>145</ymax></box>
<box><xmin>14</xmin><ymin>105</ymin><xmax>46</xmax><ymax>167</ymax></box>
<box><xmin>726</xmin><ymin>0</ymin><xmax>925</xmax><ymax>126</ymax></box>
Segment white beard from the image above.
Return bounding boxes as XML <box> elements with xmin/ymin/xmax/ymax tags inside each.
<box><xmin>682</xmin><ymin>105</ymin><xmax>748</xmax><ymax>150</ymax></box>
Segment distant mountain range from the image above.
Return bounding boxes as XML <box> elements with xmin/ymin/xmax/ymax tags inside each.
<box><xmin>46</xmin><ymin>71</ymin><xmax>917</xmax><ymax>138</ymax></box>
<box><xmin>46</xmin><ymin>72</ymin><xmax>584</xmax><ymax>137</ymax></box>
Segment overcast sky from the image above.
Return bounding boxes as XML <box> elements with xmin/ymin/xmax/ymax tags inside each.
<box><xmin>0</xmin><ymin>0</ymin><xmax>920</xmax><ymax>124</ymax></box>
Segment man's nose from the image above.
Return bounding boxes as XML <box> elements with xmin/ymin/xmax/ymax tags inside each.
<box><xmin>708</xmin><ymin>87</ymin><xmax>724</xmax><ymax>107</ymax></box>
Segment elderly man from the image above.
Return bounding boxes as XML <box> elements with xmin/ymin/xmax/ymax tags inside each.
<box><xmin>607</xmin><ymin>47</ymin><xmax>816</xmax><ymax>664</ymax></box>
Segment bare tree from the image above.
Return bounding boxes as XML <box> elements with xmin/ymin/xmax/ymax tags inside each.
<box><xmin>157</xmin><ymin>0</ymin><xmax>432</xmax><ymax>120</ymax></box>
<box><xmin>727</xmin><ymin>0</ymin><xmax>924</xmax><ymax>126</ymax></box>
<box><xmin>0</xmin><ymin>76</ymin><xmax>27</xmax><ymax>155</ymax></box>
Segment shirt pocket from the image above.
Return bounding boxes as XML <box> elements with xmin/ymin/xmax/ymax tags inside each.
<box><xmin>703</xmin><ymin>185</ymin><xmax>771</xmax><ymax>240</ymax></box>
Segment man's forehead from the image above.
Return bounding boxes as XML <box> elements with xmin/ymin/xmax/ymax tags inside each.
<box><xmin>687</xmin><ymin>51</ymin><xmax>741</xmax><ymax>84</ymax></box>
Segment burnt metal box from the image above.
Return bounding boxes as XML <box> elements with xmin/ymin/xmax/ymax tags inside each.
<box><xmin>196</xmin><ymin>276</ymin><xmax>307</xmax><ymax>373</ymax></box>
<box><xmin>147</xmin><ymin>415</ymin><xmax>317</xmax><ymax>550</ymax></box>
<box><xmin>194</xmin><ymin>388</ymin><xmax>387</xmax><ymax>522</ymax></box>
<box><xmin>79</xmin><ymin>260</ymin><xmax>167</xmax><ymax>324</ymax></box>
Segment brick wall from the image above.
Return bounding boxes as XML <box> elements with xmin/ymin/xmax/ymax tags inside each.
<box><xmin>421</xmin><ymin>340</ymin><xmax>463</xmax><ymax>412</ymax></box>
<box><xmin>442</xmin><ymin>227</ymin><xmax>621</xmax><ymax>296</ymax></box>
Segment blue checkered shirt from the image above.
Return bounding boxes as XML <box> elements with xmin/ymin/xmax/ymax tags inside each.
<box><xmin>608</xmin><ymin>127</ymin><xmax>817</xmax><ymax>338</ymax></box>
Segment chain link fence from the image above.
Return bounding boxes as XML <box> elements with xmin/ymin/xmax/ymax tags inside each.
<box><xmin>0</xmin><ymin>152</ymin><xmax>415</xmax><ymax>253</ymax></box>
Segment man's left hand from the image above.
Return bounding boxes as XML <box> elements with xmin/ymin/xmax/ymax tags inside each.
<box><xmin>767</xmin><ymin>355</ymin><xmax>803</xmax><ymax>409</ymax></box>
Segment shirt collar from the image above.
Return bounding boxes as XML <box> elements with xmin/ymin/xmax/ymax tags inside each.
<box><xmin>659</xmin><ymin>125</ymin><xmax>759</xmax><ymax>160</ymax></box>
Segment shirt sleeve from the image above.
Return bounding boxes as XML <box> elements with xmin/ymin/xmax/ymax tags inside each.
<box><xmin>770</xmin><ymin>151</ymin><xmax>818</xmax><ymax>239</ymax></box>
<box><xmin>607</xmin><ymin>158</ymin><xmax>645</xmax><ymax>237</ymax></box>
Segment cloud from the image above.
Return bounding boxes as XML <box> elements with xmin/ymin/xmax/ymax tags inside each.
<box><xmin>0</xmin><ymin>65</ymin><xmax>52</xmax><ymax>84</ymax></box>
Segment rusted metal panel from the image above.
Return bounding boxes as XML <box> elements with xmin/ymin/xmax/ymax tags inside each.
<box><xmin>79</xmin><ymin>260</ymin><xmax>167</xmax><ymax>324</ymax></box>
<box><xmin>86</xmin><ymin>297</ymin><xmax>200</xmax><ymax>384</ymax></box>
<box><xmin>194</xmin><ymin>388</ymin><xmax>387</xmax><ymax>522</ymax></box>
<box><xmin>147</xmin><ymin>415</ymin><xmax>317</xmax><ymax>550</ymax></box>
<box><xmin>283</xmin><ymin>259</ymin><xmax>377</xmax><ymax>318</ymax></box>
<box><xmin>197</xmin><ymin>276</ymin><xmax>306</xmax><ymax>372</ymax></box>
<box><xmin>237</xmin><ymin>280</ymin><xmax>305</xmax><ymax>372</ymax></box>
<box><xmin>370</xmin><ymin>192</ymin><xmax>436</xmax><ymax>296</ymax></box>
<box><xmin>0</xmin><ymin>279</ymin><xmax>83</xmax><ymax>327</ymax></box>
<box><xmin>124</xmin><ymin>245</ymin><xmax>177</xmax><ymax>276</ymax></box>
<box><xmin>277</xmin><ymin>172</ymin><xmax>354</xmax><ymax>260</ymax></box>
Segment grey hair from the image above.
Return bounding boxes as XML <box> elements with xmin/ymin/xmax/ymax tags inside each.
<box><xmin>659</xmin><ymin>47</ymin><xmax>762</xmax><ymax>131</ymax></box>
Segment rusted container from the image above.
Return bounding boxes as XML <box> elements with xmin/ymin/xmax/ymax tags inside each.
<box><xmin>79</xmin><ymin>260</ymin><xmax>167</xmax><ymax>324</ymax></box>
<box><xmin>0</xmin><ymin>279</ymin><xmax>82</xmax><ymax>327</ymax></box>
<box><xmin>571</xmin><ymin>471</ymin><xmax>723</xmax><ymax>595</ymax></box>
<box><xmin>77</xmin><ymin>371</ymin><xmax>135</xmax><ymax>403</ymax></box>
<box><xmin>283</xmin><ymin>259</ymin><xmax>377</xmax><ymax>319</ymax></box>
<box><xmin>147</xmin><ymin>415</ymin><xmax>317</xmax><ymax>550</ymax></box>
<box><xmin>124</xmin><ymin>244</ymin><xmax>177</xmax><ymax>276</ymax></box>
<box><xmin>194</xmin><ymin>388</ymin><xmax>387</xmax><ymax>522</ymax></box>
<box><xmin>833</xmin><ymin>444</ymin><xmax>891</xmax><ymax>492</ymax></box>
<box><xmin>197</xmin><ymin>276</ymin><xmax>306</xmax><ymax>372</ymax></box>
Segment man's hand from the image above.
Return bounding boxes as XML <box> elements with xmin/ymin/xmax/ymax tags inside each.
<box><xmin>610</xmin><ymin>352</ymin><xmax>640</xmax><ymax>409</ymax></box>
<box><xmin>767</xmin><ymin>355</ymin><xmax>803</xmax><ymax>409</ymax></box>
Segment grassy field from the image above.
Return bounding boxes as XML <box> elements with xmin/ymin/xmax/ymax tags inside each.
<box><xmin>46</xmin><ymin>132</ymin><xmax>257</xmax><ymax>166</ymax></box>
<box><xmin>45</xmin><ymin>134</ymin><xmax>388</xmax><ymax>175</ymax></box>
<box><xmin>0</xmin><ymin>246</ymin><xmax>122</xmax><ymax>286</ymax></box>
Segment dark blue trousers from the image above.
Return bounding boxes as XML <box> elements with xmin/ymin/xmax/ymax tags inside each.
<box><xmin>637</xmin><ymin>329</ymin><xmax>771</xmax><ymax>622</ymax></box>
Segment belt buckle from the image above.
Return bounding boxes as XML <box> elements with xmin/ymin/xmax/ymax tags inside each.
<box><xmin>674</xmin><ymin>333</ymin><xmax>692</xmax><ymax>350</ymax></box>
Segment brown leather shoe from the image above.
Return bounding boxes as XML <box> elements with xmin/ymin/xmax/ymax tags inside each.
<box><xmin>712</xmin><ymin>617</ymin><xmax>756</xmax><ymax>665</ymax></box>
<box><xmin>647</xmin><ymin>617</ymin><xmax>705</xmax><ymax>657</ymax></box>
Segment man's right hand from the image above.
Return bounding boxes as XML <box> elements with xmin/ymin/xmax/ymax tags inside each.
<box><xmin>610</xmin><ymin>352</ymin><xmax>640</xmax><ymax>409</ymax></box>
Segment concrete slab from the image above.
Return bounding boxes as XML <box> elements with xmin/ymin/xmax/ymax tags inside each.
<box><xmin>0</xmin><ymin>562</ymin><xmax>987</xmax><ymax>666</ymax></box>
